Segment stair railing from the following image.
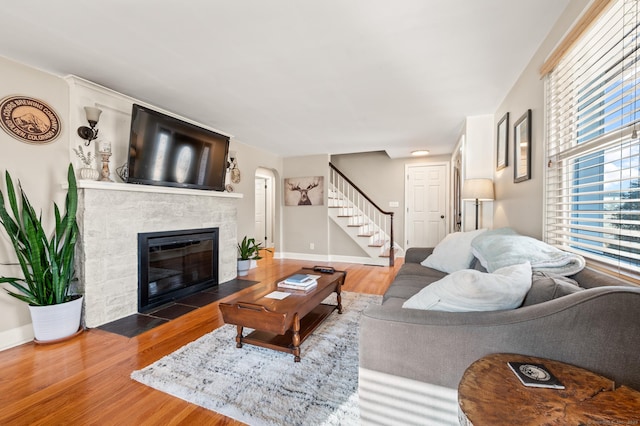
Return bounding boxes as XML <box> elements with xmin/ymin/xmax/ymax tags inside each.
<box><xmin>329</xmin><ymin>163</ymin><xmax>395</xmax><ymax>266</ymax></box>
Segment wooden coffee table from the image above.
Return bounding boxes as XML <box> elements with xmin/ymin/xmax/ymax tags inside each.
<box><xmin>218</xmin><ymin>269</ymin><xmax>346</xmax><ymax>362</ymax></box>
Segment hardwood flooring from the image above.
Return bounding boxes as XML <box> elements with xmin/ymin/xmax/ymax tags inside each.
<box><xmin>0</xmin><ymin>253</ymin><xmax>401</xmax><ymax>425</ymax></box>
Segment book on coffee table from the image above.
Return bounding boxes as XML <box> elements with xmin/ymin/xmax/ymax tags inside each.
<box><xmin>278</xmin><ymin>280</ymin><xmax>318</xmax><ymax>291</ymax></box>
<box><xmin>507</xmin><ymin>362</ymin><xmax>565</xmax><ymax>389</ymax></box>
<box><xmin>284</xmin><ymin>274</ymin><xmax>316</xmax><ymax>285</ymax></box>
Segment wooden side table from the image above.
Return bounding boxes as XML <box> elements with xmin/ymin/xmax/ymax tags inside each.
<box><xmin>458</xmin><ymin>353</ymin><xmax>640</xmax><ymax>425</ymax></box>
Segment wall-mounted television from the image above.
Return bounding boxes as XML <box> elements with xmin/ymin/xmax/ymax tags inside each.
<box><xmin>126</xmin><ymin>104</ymin><xmax>229</xmax><ymax>191</ymax></box>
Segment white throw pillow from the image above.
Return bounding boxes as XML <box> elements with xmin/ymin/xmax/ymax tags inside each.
<box><xmin>420</xmin><ymin>229</ymin><xmax>486</xmax><ymax>273</ymax></box>
<box><xmin>403</xmin><ymin>262</ymin><xmax>532</xmax><ymax>312</ymax></box>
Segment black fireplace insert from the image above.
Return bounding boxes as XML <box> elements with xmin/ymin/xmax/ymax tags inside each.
<box><xmin>138</xmin><ymin>228</ymin><xmax>219</xmax><ymax>312</ymax></box>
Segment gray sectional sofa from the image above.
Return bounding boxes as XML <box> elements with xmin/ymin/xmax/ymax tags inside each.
<box><xmin>359</xmin><ymin>247</ymin><xmax>640</xmax><ymax>425</ymax></box>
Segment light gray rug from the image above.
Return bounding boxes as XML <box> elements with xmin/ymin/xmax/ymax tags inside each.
<box><xmin>131</xmin><ymin>291</ymin><xmax>381</xmax><ymax>425</ymax></box>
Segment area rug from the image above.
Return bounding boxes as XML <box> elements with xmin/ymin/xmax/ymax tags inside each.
<box><xmin>131</xmin><ymin>291</ymin><xmax>381</xmax><ymax>425</ymax></box>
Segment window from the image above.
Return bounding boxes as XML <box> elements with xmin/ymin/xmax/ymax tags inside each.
<box><xmin>545</xmin><ymin>0</ymin><xmax>640</xmax><ymax>277</ymax></box>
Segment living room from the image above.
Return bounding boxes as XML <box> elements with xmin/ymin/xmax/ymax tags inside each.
<box><xmin>2</xmin><ymin>0</ymin><xmax>639</xmax><ymax>424</ymax></box>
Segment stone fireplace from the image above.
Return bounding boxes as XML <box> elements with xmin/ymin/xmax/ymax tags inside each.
<box><xmin>76</xmin><ymin>181</ymin><xmax>241</xmax><ymax>328</ymax></box>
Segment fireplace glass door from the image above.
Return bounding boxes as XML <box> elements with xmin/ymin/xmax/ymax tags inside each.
<box><xmin>138</xmin><ymin>228</ymin><xmax>218</xmax><ymax>312</ymax></box>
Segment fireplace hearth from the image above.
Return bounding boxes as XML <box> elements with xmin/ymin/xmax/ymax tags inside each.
<box><xmin>138</xmin><ymin>228</ymin><xmax>219</xmax><ymax>312</ymax></box>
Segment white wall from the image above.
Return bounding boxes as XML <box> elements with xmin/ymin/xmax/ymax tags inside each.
<box><xmin>229</xmin><ymin>141</ymin><xmax>282</xmax><ymax>249</ymax></box>
<box><xmin>281</xmin><ymin>155</ymin><xmax>330</xmax><ymax>259</ymax></box>
<box><xmin>0</xmin><ymin>56</ymin><xmax>70</xmax><ymax>349</ymax></box>
<box><xmin>461</xmin><ymin>115</ymin><xmax>494</xmax><ymax>231</ymax></box>
<box><xmin>493</xmin><ymin>0</ymin><xmax>591</xmax><ymax>238</ymax></box>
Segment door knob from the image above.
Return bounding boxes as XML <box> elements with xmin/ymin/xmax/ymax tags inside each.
<box><xmin>441</xmin><ymin>215</ymin><xmax>445</xmax><ymax>219</ymax></box>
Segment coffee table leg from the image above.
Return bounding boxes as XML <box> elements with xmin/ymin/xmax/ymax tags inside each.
<box><xmin>235</xmin><ymin>325</ymin><xmax>243</xmax><ymax>348</ymax></box>
<box><xmin>292</xmin><ymin>313</ymin><xmax>301</xmax><ymax>362</ymax></box>
<box><xmin>337</xmin><ymin>288</ymin><xmax>343</xmax><ymax>314</ymax></box>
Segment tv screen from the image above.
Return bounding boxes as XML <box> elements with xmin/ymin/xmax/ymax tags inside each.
<box><xmin>126</xmin><ymin>104</ymin><xmax>229</xmax><ymax>191</ymax></box>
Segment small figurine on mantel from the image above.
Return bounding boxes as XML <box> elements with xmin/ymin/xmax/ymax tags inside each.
<box><xmin>97</xmin><ymin>139</ymin><xmax>114</xmax><ymax>182</ymax></box>
<box><xmin>73</xmin><ymin>144</ymin><xmax>100</xmax><ymax>180</ymax></box>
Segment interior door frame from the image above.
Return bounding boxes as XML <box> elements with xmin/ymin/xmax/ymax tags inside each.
<box><xmin>404</xmin><ymin>161</ymin><xmax>450</xmax><ymax>250</ymax></box>
<box><xmin>255</xmin><ymin>168</ymin><xmax>276</xmax><ymax>249</ymax></box>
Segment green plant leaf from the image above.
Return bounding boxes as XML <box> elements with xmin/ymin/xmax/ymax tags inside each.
<box><xmin>0</xmin><ymin>164</ymin><xmax>79</xmax><ymax>306</ymax></box>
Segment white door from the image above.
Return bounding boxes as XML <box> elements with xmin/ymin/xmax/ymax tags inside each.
<box><xmin>405</xmin><ymin>164</ymin><xmax>447</xmax><ymax>249</ymax></box>
<box><xmin>255</xmin><ymin>178</ymin><xmax>267</xmax><ymax>247</ymax></box>
<box><xmin>255</xmin><ymin>171</ymin><xmax>275</xmax><ymax>249</ymax></box>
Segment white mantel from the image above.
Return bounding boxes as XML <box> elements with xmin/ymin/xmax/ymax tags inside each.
<box><xmin>76</xmin><ymin>180</ymin><xmax>242</xmax><ymax>328</ymax></box>
<box><xmin>77</xmin><ymin>180</ymin><xmax>243</xmax><ymax>198</ymax></box>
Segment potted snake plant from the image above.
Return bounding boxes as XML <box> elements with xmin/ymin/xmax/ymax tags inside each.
<box><xmin>0</xmin><ymin>164</ymin><xmax>83</xmax><ymax>342</ymax></box>
<box><xmin>237</xmin><ymin>236</ymin><xmax>270</xmax><ymax>276</ymax></box>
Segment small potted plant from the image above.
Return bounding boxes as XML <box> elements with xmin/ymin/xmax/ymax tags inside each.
<box><xmin>237</xmin><ymin>236</ymin><xmax>271</xmax><ymax>276</ymax></box>
<box><xmin>0</xmin><ymin>164</ymin><xmax>83</xmax><ymax>342</ymax></box>
<box><xmin>73</xmin><ymin>144</ymin><xmax>99</xmax><ymax>180</ymax></box>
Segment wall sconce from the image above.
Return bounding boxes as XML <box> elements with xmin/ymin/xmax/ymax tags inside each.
<box><xmin>77</xmin><ymin>106</ymin><xmax>102</xmax><ymax>146</ymax></box>
<box><xmin>227</xmin><ymin>151</ymin><xmax>241</xmax><ymax>183</ymax></box>
<box><xmin>227</xmin><ymin>151</ymin><xmax>237</xmax><ymax>170</ymax></box>
<box><xmin>461</xmin><ymin>178</ymin><xmax>495</xmax><ymax>230</ymax></box>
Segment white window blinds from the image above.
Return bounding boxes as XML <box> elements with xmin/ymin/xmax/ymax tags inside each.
<box><xmin>545</xmin><ymin>0</ymin><xmax>640</xmax><ymax>276</ymax></box>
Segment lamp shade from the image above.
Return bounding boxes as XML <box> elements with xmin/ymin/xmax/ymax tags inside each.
<box><xmin>84</xmin><ymin>106</ymin><xmax>102</xmax><ymax>123</ymax></box>
<box><xmin>462</xmin><ymin>178</ymin><xmax>494</xmax><ymax>201</ymax></box>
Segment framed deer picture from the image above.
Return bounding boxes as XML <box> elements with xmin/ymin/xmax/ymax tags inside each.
<box><xmin>285</xmin><ymin>176</ymin><xmax>324</xmax><ymax>206</ymax></box>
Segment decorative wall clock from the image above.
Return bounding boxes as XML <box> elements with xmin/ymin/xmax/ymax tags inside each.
<box><xmin>0</xmin><ymin>95</ymin><xmax>61</xmax><ymax>144</ymax></box>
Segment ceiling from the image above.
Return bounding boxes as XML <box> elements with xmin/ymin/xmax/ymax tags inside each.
<box><xmin>0</xmin><ymin>1</ymin><xmax>568</xmax><ymax>159</ymax></box>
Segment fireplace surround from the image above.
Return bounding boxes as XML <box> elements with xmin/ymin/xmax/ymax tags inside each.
<box><xmin>76</xmin><ymin>181</ymin><xmax>241</xmax><ymax>328</ymax></box>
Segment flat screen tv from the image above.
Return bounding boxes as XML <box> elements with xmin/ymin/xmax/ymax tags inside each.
<box><xmin>126</xmin><ymin>104</ymin><xmax>229</xmax><ymax>191</ymax></box>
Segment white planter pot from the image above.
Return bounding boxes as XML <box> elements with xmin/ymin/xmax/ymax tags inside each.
<box><xmin>79</xmin><ymin>167</ymin><xmax>99</xmax><ymax>180</ymax></box>
<box><xmin>28</xmin><ymin>295</ymin><xmax>83</xmax><ymax>342</ymax></box>
<box><xmin>237</xmin><ymin>259</ymin><xmax>251</xmax><ymax>276</ymax></box>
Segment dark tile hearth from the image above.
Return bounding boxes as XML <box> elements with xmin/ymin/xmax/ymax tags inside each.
<box><xmin>176</xmin><ymin>290</ymin><xmax>226</xmax><ymax>308</ymax></box>
<box><xmin>98</xmin><ymin>278</ymin><xmax>258</xmax><ymax>338</ymax></box>
<box><xmin>150</xmin><ymin>303</ymin><xmax>198</xmax><ymax>320</ymax></box>
<box><xmin>98</xmin><ymin>315</ymin><xmax>169</xmax><ymax>338</ymax></box>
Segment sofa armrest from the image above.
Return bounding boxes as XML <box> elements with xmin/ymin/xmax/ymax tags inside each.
<box><xmin>360</xmin><ymin>286</ymin><xmax>640</xmax><ymax>390</ymax></box>
<box><xmin>404</xmin><ymin>247</ymin><xmax>433</xmax><ymax>264</ymax></box>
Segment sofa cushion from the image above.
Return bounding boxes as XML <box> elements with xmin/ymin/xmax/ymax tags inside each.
<box><xmin>395</xmin><ymin>263</ymin><xmax>448</xmax><ymax>279</ymax></box>
<box><xmin>420</xmin><ymin>229</ymin><xmax>487</xmax><ymax>273</ymax></box>
<box><xmin>383</xmin><ymin>272</ymin><xmax>444</xmax><ymax>301</ymax></box>
<box><xmin>384</xmin><ymin>285</ymin><xmax>424</xmax><ymax>301</ymax></box>
<box><xmin>402</xmin><ymin>262</ymin><xmax>532</xmax><ymax>312</ymax></box>
<box><xmin>521</xmin><ymin>272</ymin><xmax>584</xmax><ymax>306</ymax></box>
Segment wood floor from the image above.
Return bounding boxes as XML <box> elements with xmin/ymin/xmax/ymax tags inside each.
<box><xmin>0</xmin><ymin>253</ymin><xmax>401</xmax><ymax>425</ymax></box>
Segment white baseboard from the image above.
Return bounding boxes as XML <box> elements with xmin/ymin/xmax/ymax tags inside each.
<box><xmin>328</xmin><ymin>254</ymin><xmax>389</xmax><ymax>266</ymax></box>
<box><xmin>275</xmin><ymin>252</ymin><xmax>330</xmax><ymax>262</ymax></box>
<box><xmin>0</xmin><ymin>323</ymin><xmax>33</xmax><ymax>351</ymax></box>
<box><xmin>275</xmin><ymin>252</ymin><xmax>389</xmax><ymax>266</ymax></box>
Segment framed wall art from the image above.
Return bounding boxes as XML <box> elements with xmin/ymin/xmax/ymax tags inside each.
<box><xmin>513</xmin><ymin>109</ymin><xmax>532</xmax><ymax>183</ymax></box>
<box><xmin>496</xmin><ymin>112</ymin><xmax>509</xmax><ymax>170</ymax></box>
<box><xmin>284</xmin><ymin>176</ymin><xmax>324</xmax><ymax>206</ymax></box>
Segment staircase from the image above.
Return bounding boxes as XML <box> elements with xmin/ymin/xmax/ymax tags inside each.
<box><xmin>329</xmin><ymin>163</ymin><xmax>395</xmax><ymax>267</ymax></box>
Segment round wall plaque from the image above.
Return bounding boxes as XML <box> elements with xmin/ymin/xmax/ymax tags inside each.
<box><xmin>0</xmin><ymin>95</ymin><xmax>62</xmax><ymax>144</ymax></box>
